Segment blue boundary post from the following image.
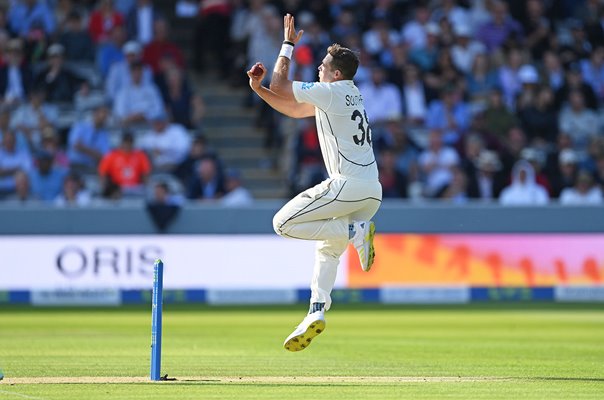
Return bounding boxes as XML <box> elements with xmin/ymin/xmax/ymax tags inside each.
<box><xmin>150</xmin><ymin>259</ymin><xmax>164</xmax><ymax>381</ymax></box>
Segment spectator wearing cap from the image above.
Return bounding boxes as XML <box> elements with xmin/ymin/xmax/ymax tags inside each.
<box><xmin>8</xmin><ymin>0</ymin><xmax>56</xmax><ymax>38</ymax></box>
<box><xmin>0</xmin><ymin>39</ymin><xmax>33</xmax><ymax>105</ymax></box>
<box><xmin>98</xmin><ymin>132</ymin><xmax>151</xmax><ymax>196</ymax></box>
<box><xmin>477</xmin><ymin>0</ymin><xmax>522</xmax><ymax>53</ymax></box>
<box><xmin>221</xmin><ymin>168</ymin><xmax>254</xmax><ymax>207</ymax></box>
<box><xmin>113</xmin><ymin>60</ymin><xmax>164</xmax><ymax>126</ymax></box>
<box><xmin>418</xmin><ymin>130</ymin><xmax>460</xmax><ymax>197</ymax></box>
<box><xmin>558</xmin><ymin>90</ymin><xmax>599</xmax><ymax>150</ymax></box>
<box><xmin>425</xmin><ymin>85</ymin><xmax>470</xmax><ymax>145</ymax></box>
<box><xmin>0</xmin><ymin>130</ymin><xmax>32</xmax><ymax>195</ymax></box>
<box><xmin>88</xmin><ymin>0</ymin><xmax>124</xmax><ymax>43</ymax></box>
<box><xmin>59</xmin><ymin>10</ymin><xmax>95</xmax><ymax>63</ymax></box>
<box><xmin>450</xmin><ymin>23</ymin><xmax>485</xmax><ymax>74</ymax></box>
<box><xmin>401</xmin><ymin>5</ymin><xmax>432</xmax><ymax>50</ymax></box>
<box><xmin>555</xmin><ymin>62</ymin><xmax>598</xmax><ymax>111</ymax></box>
<box><xmin>54</xmin><ymin>172</ymin><xmax>92</xmax><ymax>207</ymax></box>
<box><xmin>499</xmin><ymin>160</ymin><xmax>549</xmax><ymax>205</ymax></box>
<box><xmin>97</xmin><ymin>25</ymin><xmax>127</xmax><ymax>78</ymax></box>
<box><xmin>28</xmin><ymin>150</ymin><xmax>68</xmax><ymax>202</ymax></box>
<box><xmin>466</xmin><ymin>150</ymin><xmax>506</xmax><ymax>200</ymax></box>
<box><xmin>579</xmin><ymin>45</ymin><xmax>604</xmax><ymax>102</ymax></box>
<box><xmin>34</xmin><ymin>44</ymin><xmax>85</xmax><ymax>103</ymax></box>
<box><xmin>142</xmin><ymin>18</ymin><xmax>185</xmax><ymax>74</ymax></box>
<box><xmin>358</xmin><ymin>66</ymin><xmax>402</xmax><ymax>127</ymax></box>
<box><xmin>10</xmin><ymin>87</ymin><xmax>58</xmax><ymax>152</ymax></box>
<box><xmin>67</xmin><ymin>101</ymin><xmax>111</xmax><ymax>172</ymax></box>
<box><xmin>550</xmin><ymin>148</ymin><xmax>579</xmax><ymax>198</ymax></box>
<box><xmin>138</xmin><ymin>113</ymin><xmax>191</xmax><ymax>172</ymax></box>
<box><xmin>516</xmin><ymin>65</ymin><xmax>541</xmax><ymax>107</ymax></box>
<box><xmin>105</xmin><ymin>40</ymin><xmax>153</xmax><ymax>100</ymax></box>
<box><xmin>560</xmin><ymin>170</ymin><xmax>603</xmax><ymax>205</ymax></box>
<box><xmin>126</xmin><ymin>0</ymin><xmax>162</xmax><ymax>47</ymax></box>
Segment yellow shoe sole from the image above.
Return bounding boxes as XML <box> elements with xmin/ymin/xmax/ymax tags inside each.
<box><xmin>364</xmin><ymin>221</ymin><xmax>376</xmax><ymax>272</ymax></box>
<box><xmin>283</xmin><ymin>319</ymin><xmax>326</xmax><ymax>352</ymax></box>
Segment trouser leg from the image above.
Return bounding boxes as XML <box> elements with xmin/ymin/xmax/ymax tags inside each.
<box><xmin>310</xmin><ymin>237</ymin><xmax>348</xmax><ymax>310</ymax></box>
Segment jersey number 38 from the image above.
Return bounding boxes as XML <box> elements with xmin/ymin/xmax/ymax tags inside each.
<box><xmin>351</xmin><ymin>109</ymin><xmax>372</xmax><ymax>147</ymax></box>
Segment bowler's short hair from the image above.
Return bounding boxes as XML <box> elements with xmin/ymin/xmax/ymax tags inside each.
<box><xmin>327</xmin><ymin>44</ymin><xmax>359</xmax><ymax>80</ymax></box>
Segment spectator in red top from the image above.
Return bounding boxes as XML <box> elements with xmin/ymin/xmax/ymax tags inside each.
<box><xmin>98</xmin><ymin>131</ymin><xmax>151</xmax><ymax>197</ymax></box>
<box><xmin>88</xmin><ymin>0</ymin><xmax>124</xmax><ymax>43</ymax></box>
<box><xmin>142</xmin><ymin>18</ymin><xmax>185</xmax><ymax>74</ymax></box>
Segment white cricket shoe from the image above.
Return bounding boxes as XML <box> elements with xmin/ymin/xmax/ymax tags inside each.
<box><xmin>351</xmin><ymin>221</ymin><xmax>376</xmax><ymax>272</ymax></box>
<box><xmin>283</xmin><ymin>310</ymin><xmax>326</xmax><ymax>352</ymax></box>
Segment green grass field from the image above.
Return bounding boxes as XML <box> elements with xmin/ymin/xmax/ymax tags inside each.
<box><xmin>0</xmin><ymin>303</ymin><xmax>603</xmax><ymax>399</ymax></box>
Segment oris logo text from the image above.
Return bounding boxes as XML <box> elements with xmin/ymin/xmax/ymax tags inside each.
<box><xmin>56</xmin><ymin>246</ymin><xmax>162</xmax><ymax>278</ymax></box>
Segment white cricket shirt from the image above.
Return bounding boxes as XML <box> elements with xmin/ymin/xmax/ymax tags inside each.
<box><xmin>292</xmin><ymin>80</ymin><xmax>378</xmax><ymax>181</ymax></box>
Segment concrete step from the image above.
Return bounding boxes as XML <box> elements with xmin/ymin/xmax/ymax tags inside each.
<box><xmin>211</xmin><ymin>136</ymin><xmax>264</xmax><ymax>148</ymax></box>
<box><xmin>240</xmin><ymin>168</ymin><xmax>281</xmax><ymax>180</ymax></box>
<box><xmin>203</xmin><ymin>115</ymin><xmax>257</xmax><ymax>128</ymax></box>
<box><xmin>204</xmin><ymin>126</ymin><xmax>263</xmax><ymax>139</ymax></box>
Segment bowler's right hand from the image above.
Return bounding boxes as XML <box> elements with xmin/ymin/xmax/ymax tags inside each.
<box><xmin>247</xmin><ymin>62</ymin><xmax>267</xmax><ymax>91</ymax></box>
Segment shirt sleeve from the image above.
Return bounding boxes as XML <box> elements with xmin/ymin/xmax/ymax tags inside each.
<box><xmin>292</xmin><ymin>81</ymin><xmax>333</xmax><ymax>111</ymax></box>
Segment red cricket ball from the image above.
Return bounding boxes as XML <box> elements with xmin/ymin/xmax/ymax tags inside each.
<box><xmin>251</xmin><ymin>64</ymin><xmax>264</xmax><ymax>76</ymax></box>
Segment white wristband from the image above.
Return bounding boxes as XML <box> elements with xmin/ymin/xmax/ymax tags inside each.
<box><xmin>279</xmin><ymin>43</ymin><xmax>294</xmax><ymax>60</ymax></box>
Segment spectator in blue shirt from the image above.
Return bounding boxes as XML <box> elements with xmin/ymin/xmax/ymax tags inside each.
<box><xmin>0</xmin><ymin>130</ymin><xmax>33</xmax><ymax>194</ymax></box>
<box><xmin>28</xmin><ymin>150</ymin><xmax>67</xmax><ymax>202</ymax></box>
<box><xmin>425</xmin><ymin>86</ymin><xmax>471</xmax><ymax>145</ymax></box>
<box><xmin>105</xmin><ymin>40</ymin><xmax>153</xmax><ymax>100</ymax></box>
<box><xmin>67</xmin><ymin>102</ymin><xmax>111</xmax><ymax>172</ymax></box>
<box><xmin>113</xmin><ymin>60</ymin><xmax>164</xmax><ymax>126</ymax></box>
<box><xmin>97</xmin><ymin>25</ymin><xmax>127</xmax><ymax>78</ymax></box>
<box><xmin>8</xmin><ymin>0</ymin><xmax>56</xmax><ymax>38</ymax></box>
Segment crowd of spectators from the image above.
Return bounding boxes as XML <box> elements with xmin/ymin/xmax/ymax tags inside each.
<box><xmin>219</xmin><ymin>0</ymin><xmax>604</xmax><ymax>205</ymax></box>
<box><xmin>0</xmin><ymin>0</ymin><xmax>253</xmax><ymax>214</ymax></box>
<box><xmin>2</xmin><ymin>0</ymin><xmax>604</xmax><ymax>208</ymax></box>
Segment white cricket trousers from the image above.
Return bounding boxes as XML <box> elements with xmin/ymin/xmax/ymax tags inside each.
<box><xmin>273</xmin><ymin>175</ymin><xmax>382</xmax><ymax>310</ymax></box>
